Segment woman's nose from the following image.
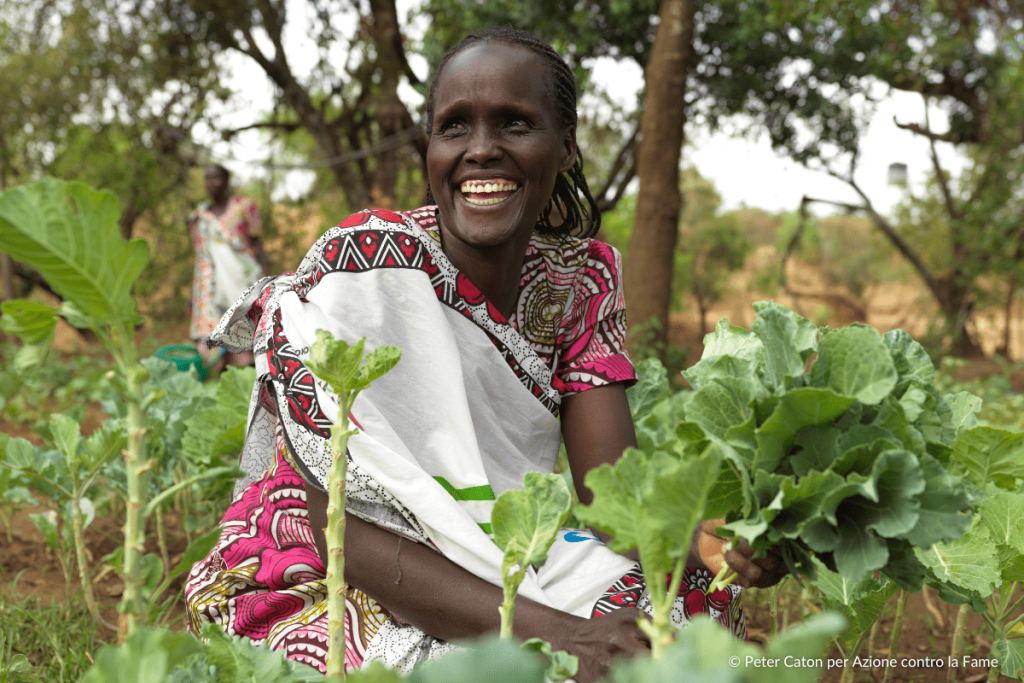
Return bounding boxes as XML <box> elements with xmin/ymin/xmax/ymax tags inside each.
<box><xmin>464</xmin><ymin>126</ymin><xmax>503</xmax><ymax>165</ymax></box>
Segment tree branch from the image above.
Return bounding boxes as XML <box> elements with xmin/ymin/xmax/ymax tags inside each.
<box><xmin>824</xmin><ymin>167</ymin><xmax>945</xmax><ymax>305</ymax></box>
<box><xmin>222</xmin><ymin>121</ymin><xmax>303</xmax><ymax>138</ymax></box>
<box><xmin>596</xmin><ymin>158</ymin><xmax>637</xmax><ymax>213</ymax></box>
<box><xmin>595</xmin><ymin>125</ymin><xmax>640</xmax><ymax>208</ymax></box>
<box><xmin>888</xmin><ymin>72</ymin><xmax>986</xmax><ymax>123</ymax></box>
<box><xmin>893</xmin><ymin>118</ymin><xmax>965</xmax><ymax>144</ymax></box>
<box><xmin>924</xmin><ymin>102</ymin><xmax>961</xmax><ymax>221</ymax></box>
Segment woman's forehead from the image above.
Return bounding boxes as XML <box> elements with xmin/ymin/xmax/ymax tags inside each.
<box><xmin>444</xmin><ymin>43</ymin><xmax>548</xmax><ymax>90</ymax></box>
<box><xmin>435</xmin><ymin>42</ymin><xmax>554</xmax><ymax>110</ymax></box>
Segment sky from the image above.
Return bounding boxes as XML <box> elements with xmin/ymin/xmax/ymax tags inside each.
<box><xmin>196</xmin><ymin>1</ymin><xmax>969</xmax><ymax>219</ymax></box>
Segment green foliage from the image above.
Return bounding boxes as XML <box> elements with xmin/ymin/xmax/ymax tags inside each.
<box><xmin>916</xmin><ymin>485</ymin><xmax>1024</xmax><ymax>680</ymax></box>
<box><xmin>491</xmin><ymin>472</ymin><xmax>573</xmax><ymax>641</ymax></box>
<box><xmin>0</xmin><ymin>343</ymin><xmax>110</xmax><ymax>427</ymax></box>
<box><xmin>307</xmin><ymin>330</ymin><xmax>402</xmax><ymax>414</ymax></box>
<box><xmin>181</xmin><ymin>366</ymin><xmax>258</xmax><ymax>469</ymax></box>
<box><xmin>77</xmin><ymin>625</ymin><xmax>327</xmax><ymax>683</ymax></box>
<box><xmin>681</xmin><ymin>169</ymin><xmax>753</xmax><ymax>332</ymax></box>
<box><xmin>3</xmin><ymin>415</ymin><xmax>126</xmax><ymax>604</ymax></box>
<box><xmin>609</xmin><ymin>614</ymin><xmax>844</xmax><ymax>683</ymax></box>
<box><xmin>936</xmin><ymin>358</ymin><xmax>1024</xmax><ymax>433</ymax></box>
<box><xmin>0</xmin><ymin>179</ymin><xmax>148</xmax><ymax>325</ymax></box>
<box><xmin>520</xmin><ymin>639</ymin><xmax>578</xmax><ymax>682</ymax></box>
<box><xmin>574</xmin><ymin>442</ymin><xmax>721</xmax><ymax>654</ymax></box>
<box><xmin>197</xmin><ymin>623</ymin><xmax>326</xmax><ymax>683</ymax></box>
<box><xmin>809</xmin><ymin>560</ymin><xmax>897</xmax><ymax>657</ymax></box>
<box><xmin>492</xmin><ymin>472</ymin><xmax>573</xmax><ymax>575</ymax></box>
<box><xmin>81</xmin><ymin>629</ymin><xmax>203</xmax><ymax>683</ymax></box>
<box><xmin>0</xmin><ymin>300</ymin><xmax>57</xmax><ymax>371</ymax></box>
<box><xmin>0</xmin><ymin>590</ymin><xmax>106</xmax><ymax>683</ymax></box>
<box><xmin>409</xmin><ymin>635</ymin><xmax>547</xmax><ymax>683</ymax></box>
<box><xmin>681</xmin><ymin>303</ymin><xmax>974</xmax><ymax>589</ymax></box>
<box><xmin>0</xmin><ymin>630</ymin><xmax>40</xmax><ymax>683</ymax></box>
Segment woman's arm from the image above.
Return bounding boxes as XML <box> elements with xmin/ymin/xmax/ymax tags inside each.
<box><xmin>304</xmin><ymin>484</ymin><xmax>649</xmax><ymax>682</ymax></box>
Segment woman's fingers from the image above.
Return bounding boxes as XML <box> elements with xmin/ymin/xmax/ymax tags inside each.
<box><xmin>723</xmin><ymin>540</ymin><xmax>788</xmax><ymax>588</ymax></box>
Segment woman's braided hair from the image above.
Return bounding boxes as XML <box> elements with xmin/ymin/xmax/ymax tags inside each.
<box><xmin>424</xmin><ymin>28</ymin><xmax>601</xmax><ymax>239</ymax></box>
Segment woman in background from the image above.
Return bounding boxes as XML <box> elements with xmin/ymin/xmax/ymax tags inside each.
<box><xmin>187</xmin><ymin>164</ymin><xmax>269</xmax><ymax>370</ymax></box>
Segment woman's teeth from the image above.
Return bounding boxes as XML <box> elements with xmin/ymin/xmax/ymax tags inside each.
<box><xmin>460</xmin><ymin>181</ymin><xmax>518</xmax><ymax>206</ymax></box>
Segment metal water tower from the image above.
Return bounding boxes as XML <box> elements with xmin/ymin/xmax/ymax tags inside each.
<box><xmin>887</xmin><ymin>162</ymin><xmax>908</xmax><ymax>187</ymax></box>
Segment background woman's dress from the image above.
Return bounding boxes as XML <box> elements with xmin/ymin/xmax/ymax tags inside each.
<box><xmin>190</xmin><ymin>196</ymin><xmax>265</xmax><ymax>340</ymax></box>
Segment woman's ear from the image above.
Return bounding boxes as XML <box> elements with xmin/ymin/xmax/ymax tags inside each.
<box><xmin>560</xmin><ymin>126</ymin><xmax>578</xmax><ymax>174</ymax></box>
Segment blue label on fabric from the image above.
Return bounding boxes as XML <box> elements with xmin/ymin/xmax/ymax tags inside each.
<box><xmin>564</xmin><ymin>530</ymin><xmax>601</xmax><ymax>543</ymax></box>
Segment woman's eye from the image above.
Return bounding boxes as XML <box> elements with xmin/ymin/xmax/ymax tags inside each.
<box><xmin>439</xmin><ymin>120</ymin><xmax>465</xmax><ymax>134</ymax></box>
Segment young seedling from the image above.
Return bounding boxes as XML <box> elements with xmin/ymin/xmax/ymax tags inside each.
<box><xmin>574</xmin><ymin>447</ymin><xmax>722</xmax><ymax>659</ymax></box>
<box><xmin>0</xmin><ymin>178</ymin><xmax>236</xmax><ymax>637</ymax></box>
<box><xmin>490</xmin><ymin>472</ymin><xmax>572</xmax><ymax>639</ymax></box>
<box><xmin>306</xmin><ymin>329</ymin><xmax>400</xmax><ymax>680</ymax></box>
<box><xmin>3</xmin><ymin>416</ymin><xmax>125</xmax><ymax>626</ymax></box>
<box><xmin>918</xmin><ymin>487</ymin><xmax>1024</xmax><ymax>682</ymax></box>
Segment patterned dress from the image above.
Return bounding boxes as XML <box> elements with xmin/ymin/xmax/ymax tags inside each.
<box><xmin>190</xmin><ymin>196</ymin><xmax>264</xmax><ymax>340</ymax></box>
<box><xmin>184</xmin><ymin>207</ymin><xmax>744</xmax><ymax>674</ymax></box>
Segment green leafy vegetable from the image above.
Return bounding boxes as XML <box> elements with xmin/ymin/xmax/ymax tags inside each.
<box><xmin>678</xmin><ymin>303</ymin><xmax>974</xmax><ymax>589</ymax></box>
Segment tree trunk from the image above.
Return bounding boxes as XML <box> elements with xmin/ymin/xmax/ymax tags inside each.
<box><xmin>937</xmin><ymin>275</ymin><xmax>984</xmax><ymax>357</ymax></box>
<box><xmin>367</xmin><ymin>0</ymin><xmax>405</xmax><ymax>207</ymax></box>
<box><xmin>696</xmin><ymin>288</ymin><xmax>708</xmax><ymax>340</ymax></box>
<box><xmin>998</xmin><ymin>273</ymin><xmax>1016</xmax><ymax>359</ymax></box>
<box><xmin>0</xmin><ymin>253</ymin><xmax>12</xmax><ymax>302</ymax></box>
<box><xmin>623</xmin><ymin>0</ymin><xmax>695</xmax><ymax>359</ymax></box>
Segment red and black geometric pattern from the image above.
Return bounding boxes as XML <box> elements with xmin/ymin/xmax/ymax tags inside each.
<box><xmin>590</xmin><ymin>563</ymin><xmax>746</xmax><ymax>639</ymax></box>
<box><xmin>265</xmin><ymin>308</ymin><xmax>334</xmax><ymax>439</ymax></box>
<box><xmin>277</xmin><ymin>208</ymin><xmax>562</xmax><ymax>419</ymax></box>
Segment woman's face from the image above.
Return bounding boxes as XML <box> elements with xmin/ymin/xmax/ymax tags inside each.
<box><xmin>427</xmin><ymin>42</ymin><xmax>577</xmax><ymax>253</ymax></box>
<box><xmin>204</xmin><ymin>166</ymin><xmax>228</xmax><ymax>200</ymax></box>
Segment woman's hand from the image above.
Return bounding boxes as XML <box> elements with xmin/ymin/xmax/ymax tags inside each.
<box><xmin>697</xmin><ymin>518</ymin><xmax>788</xmax><ymax>589</ymax></box>
<box><xmin>723</xmin><ymin>540</ymin><xmax>788</xmax><ymax>588</ymax></box>
<box><xmin>562</xmin><ymin>607</ymin><xmax>650</xmax><ymax>683</ymax></box>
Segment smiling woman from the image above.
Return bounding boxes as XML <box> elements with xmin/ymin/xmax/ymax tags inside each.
<box><xmin>184</xmin><ymin>27</ymin><xmax>783</xmax><ymax>683</ymax></box>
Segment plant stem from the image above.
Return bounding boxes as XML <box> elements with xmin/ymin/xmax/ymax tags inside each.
<box><xmin>499</xmin><ymin>562</ymin><xmax>524</xmax><ymax>640</ymax></box>
<box><xmin>639</xmin><ymin>557</ymin><xmax>686</xmax><ymax>660</ymax></box>
<box><xmin>325</xmin><ymin>409</ymin><xmax>351</xmax><ymax>679</ymax></box>
<box><xmin>883</xmin><ymin>590</ymin><xmax>908</xmax><ymax>683</ymax></box>
<box><xmin>117</xmin><ymin>334</ymin><xmax>148</xmax><ymax>640</ymax></box>
<box><xmin>921</xmin><ymin>584</ymin><xmax>945</xmax><ymax>629</ymax></box>
<box><xmin>70</xmin><ymin>493</ymin><xmax>100</xmax><ymax>622</ymax></box>
<box><xmin>987</xmin><ymin>658</ymin><xmax>1001</xmax><ymax>683</ymax></box>
<box><xmin>949</xmin><ymin>603</ymin><xmax>970</xmax><ymax>683</ymax></box>
<box><xmin>706</xmin><ymin>543</ymin><xmax>736</xmax><ymax>594</ymax></box>
<box><xmin>769</xmin><ymin>580</ymin><xmax>782</xmax><ymax>639</ymax></box>
<box><xmin>154</xmin><ymin>506</ymin><xmax>169</xmax><ymax>582</ymax></box>
<box><xmin>840</xmin><ymin>632</ymin><xmax>868</xmax><ymax>683</ymax></box>
<box><xmin>143</xmin><ymin>467</ymin><xmax>240</xmax><ymax>519</ymax></box>
<box><xmin>868</xmin><ymin>621</ymin><xmax>878</xmax><ymax>659</ymax></box>
<box><xmin>1</xmin><ymin>510</ymin><xmax>12</xmax><ymax>544</ymax></box>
